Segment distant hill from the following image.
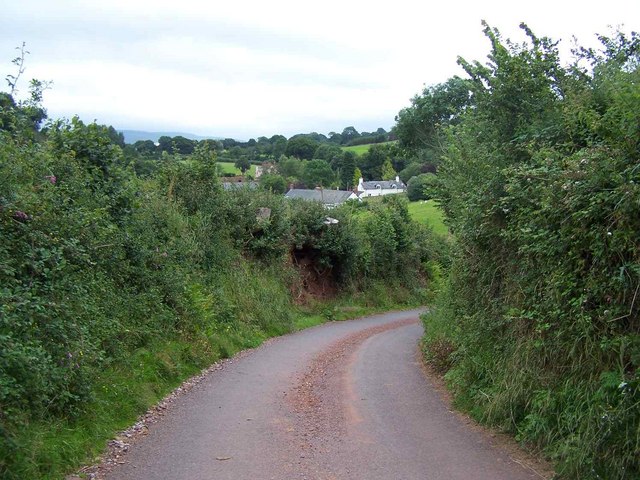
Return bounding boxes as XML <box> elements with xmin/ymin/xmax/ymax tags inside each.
<box><xmin>119</xmin><ymin>130</ymin><xmax>225</xmax><ymax>144</ymax></box>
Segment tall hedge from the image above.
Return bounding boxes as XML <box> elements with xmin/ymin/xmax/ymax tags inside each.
<box><xmin>422</xmin><ymin>25</ymin><xmax>639</xmax><ymax>477</ymax></box>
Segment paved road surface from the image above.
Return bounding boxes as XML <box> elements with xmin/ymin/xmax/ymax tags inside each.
<box><xmin>103</xmin><ymin>309</ymin><xmax>540</xmax><ymax>479</ymax></box>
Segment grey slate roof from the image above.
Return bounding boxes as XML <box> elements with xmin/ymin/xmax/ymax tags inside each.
<box><xmin>222</xmin><ymin>181</ymin><xmax>259</xmax><ymax>191</ymax></box>
<box><xmin>360</xmin><ymin>180</ymin><xmax>405</xmax><ymax>190</ymax></box>
<box><xmin>285</xmin><ymin>189</ymin><xmax>358</xmax><ymax>205</ymax></box>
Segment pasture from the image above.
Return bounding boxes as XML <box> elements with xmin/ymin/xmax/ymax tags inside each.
<box><xmin>341</xmin><ymin>141</ymin><xmax>396</xmax><ymax>155</ymax></box>
<box><xmin>407</xmin><ymin>200</ymin><xmax>448</xmax><ymax>236</ymax></box>
<box><xmin>217</xmin><ymin>162</ymin><xmax>257</xmax><ymax>176</ymax></box>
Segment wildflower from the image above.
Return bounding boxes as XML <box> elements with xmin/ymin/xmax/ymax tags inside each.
<box><xmin>45</xmin><ymin>175</ymin><xmax>57</xmax><ymax>185</ymax></box>
<box><xmin>13</xmin><ymin>210</ymin><xmax>30</xmax><ymax>222</ymax></box>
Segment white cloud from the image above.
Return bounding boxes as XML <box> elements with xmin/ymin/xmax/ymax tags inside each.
<box><xmin>1</xmin><ymin>0</ymin><xmax>637</xmax><ymax>138</ymax></box>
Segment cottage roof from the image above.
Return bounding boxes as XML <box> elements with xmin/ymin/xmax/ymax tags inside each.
<box><xmin>285</xmin><ymin>189</ymin><xmax>358</xmax><ymax>205</ymax></box>
<box><xmin>360</xmin><ymin>179</ymin><xmax>405</xmax><ymax>190</ymax></box>
<box><xmin>222</xmin><ymin>181</ymin><xmax>259</xmax><ymax>191</ymax></box>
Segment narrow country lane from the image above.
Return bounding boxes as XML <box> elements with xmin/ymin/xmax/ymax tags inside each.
<box><xmin>98</xmin><ymin>309</ymin><xmax>544</xmax><ymax>480</ymax></box>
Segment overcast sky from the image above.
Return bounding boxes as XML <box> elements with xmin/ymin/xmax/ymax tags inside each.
<box><xmin>1</xmin><ymin>0</ymin><xmax>637</xmax><ymax>139</ymax></box>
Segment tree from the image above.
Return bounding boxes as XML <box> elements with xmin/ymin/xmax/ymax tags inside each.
<box><xmin>394</xmin><ymin>76</ymin><xmax>473</xmax><ymax>157</ymax></box>
<box><xmin>193</xmin><ymin>141</ymin><xmax>217</xmax><ymax>165</ymax></box>
<box><xmin>259</xmin><ymin>174</ymin><xmax>288</xmax><ymax>194</ymax></box>
<box><xmin>313</xmin><ymin>143</ymin><xmax>343</xmax><ymax>163</ymax></box>
<box><xmin>353</xmin><ymin>167</ymin><xmax>363</xmax><ymax>187</ymax></box>
<box><xmin>271</xmin><ymin>137</ymin><xmax>287</xmax><ymax>158</ymax></box>
<box><xmin>133</xmin><ymin>140</ymin><xmax>157</xmax><ymax>156</ymax></box>
<box><xmin>406</xmin><ymin>173</ymin><xmax>436</xmax><ymax>201</ymax></box>
<box><xmin>398</xmin><ymin>162</ymin><xmax>423</xmax><ymax>183</ymax></box>
<box><xmin>158</xmin><ymin>135</ymin><xmax>173</xmax><ymax>153</ymax></box>
<box><xmin>302</xmin><ymin>159</ymin><xmax>334</xmax><ymax>187</ymax></box>
<box><xmin>340</xmin><ymin>152</ymin><xmax>356</xmax><ymax>189</ymax></box>
<box><xmin>1</xmin><ymin>43</ymin><xmax>50</xmax><ymax>135</ymax></box>
<box><xmin>285</xmin><ymin>136</ymin><xmax>319</xmax><ymax>160</ymax></box>
<box><xmin>302</xmin><ymin>132</ymin><xmax>328</xmax><ymax>143</ymax></box>
<box><xmin>277</xmin><ymin>156</ymin><xmax>304</xmax><ymax>180</ymax></box>
<box><xmin>341</xmin><ymin>126</ymin><xmax>360</xmax><ymax>145</ymax></box>
<box><xmin>234</xmin><ymin>156</ymin><xmax>251</xmax><ymax>174</ymax></box>
<box><xmin>106</xmin><ymin>126</ymin><xmax>125</xmax><ymax>148</ymax></box>
<box><xmin>359</xmin><ymin>144</ymin><xmax>388</xmax><ymax>179</ymax></box>
<box><xmin>199</xmin><ymin>138</ymin><xmax>222</xmax><ymax>152</ymax></box>
<box><xmin>172</xmin><ymin>136</ymin><xmax>196</xmax><ymax>155</ymax></box>
<box><xmin>222</xmin><ymin>138</ymin><xmax>238</xmax><ymax>149</ymax></box>
<box><xmin>381</xmin><ymin>158</ymin><xmax>397</xmax><ymax>180</ymax></box>
<box><xmin>328</xmin><ymin>131</ymin><xmax>343</xmax><ymax>144</ymax></box>
<box><xmin>269</xmin><ymin>134</ymin><xmax>287</xmax><ymax>144</ymax></box>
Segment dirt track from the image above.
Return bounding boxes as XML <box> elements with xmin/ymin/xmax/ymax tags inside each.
<box><xmin>96</xmin><ymin>309</ymin><xmax>550</xmax><ymax>479</ymax></box>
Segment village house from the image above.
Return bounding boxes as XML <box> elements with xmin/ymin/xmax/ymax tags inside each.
<box><xmin>285</xmin><ymin>188</ymin><xmax>360</xmax><ymax>208</ymax></box>
<box><xmin>254</xmin><ymin>162</ymin><xmax>276</xmax><ymax>179</ymax></box>
<box><xmin>356</xmin><ymin>176</ymin><xmax>406</xmax><ymax>197</ymax></box>
<box><xmin>222</xmin><ymin>176</ymin><xmax>258</xmax><ymax>191</ymax></box>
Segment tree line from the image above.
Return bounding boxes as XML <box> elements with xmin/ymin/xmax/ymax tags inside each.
<box><xmin>125</xmin><ymin>127</ymin><xmax>411</xmax><ymax>193</ymax></box>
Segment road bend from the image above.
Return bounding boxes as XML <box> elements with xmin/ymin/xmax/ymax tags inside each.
<box><xmin>102</xmin><ymin>309</ymin><xmax>540</xmax><ymax>480</ymax></box>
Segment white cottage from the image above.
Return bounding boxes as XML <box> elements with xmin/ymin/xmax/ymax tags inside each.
<box><xmin>356</xmin><ymin>176</ymin><xmax>406</xmax><ymax>197</ymax></box>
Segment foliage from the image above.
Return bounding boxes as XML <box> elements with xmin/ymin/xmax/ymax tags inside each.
<box><xmin>302</xmin><ymin>159</ymin><xmax>334</xmax><ymax>188</ymax></box>
<box><xmin>234</xmin><ymin>156</ymin><xmax>251</xmax><ymax>174</ymax></box>
<box><xmin>406</xmin><ymin>173</ymin><xmax>436</xmax><ymax>201</ymax></box>
<box><xmin>277</xmin><ymin>155</ymin><xmax>304</xmax><ymax>181</ymax></box>
<box><xmin>353</xmin><ymin>167</ymin><xmax>363</xmax><ymax>187</ymax></box>
<box><xmin>394</xmin><ymin>76</ymin><xmax>472</xmax><ymax>156</ymax></box>
<box><xmin>346</xmin><ymin>133</ymin><xmax>388</xmax><ymax>146</ymax></box>
<box><xmin>380</xmin><ymin>158</ymin><xmax>397</xmax><ymax>180</ymax></box>
<box><xmin>217</xmin><ymin>161</ymin><xmax>256</xmax><ymax>176</ymax></box>
<box><xmin>358</xmin><ymin>144</ymin><xmax>389</xmax><ymax>179</ymax></box>
<box><xmin>340</xmin><ymin>152</ymin><xmax>356</xmax><ymax>189</ymax></box>
<box><xmin>285</xmin><ymin>136</ymin><xmax>319</xmax><ymax>160</ymax></box>
<box><xmin>313</xmin><ymin>143</ymin><xmax>343</xmax><ymax>162</ymax></box>
<box><xmin>1</xmin><ymin>45</ymin><xmax>49</xmax><ymax>136</ymax></box>
<box><xmin>259</xmin><ymin>173</ymin><xmax>288</xmax><ymax>194</ymax></box>
<box><xmin>419</xmin><ymin>24</ymin><xmax>640</xmax><ymax>478</ymax></box>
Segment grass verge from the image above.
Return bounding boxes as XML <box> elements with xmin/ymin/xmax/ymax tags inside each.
<box><xmin>5</xmin><ymin>283</ymin><xmax>426</xmax><ymax>479</ymax></box>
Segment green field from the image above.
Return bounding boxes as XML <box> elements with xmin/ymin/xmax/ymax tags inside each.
<box><xmin>217</xmin><ymin>162</ymin><xmax>257</xmax><ymax>176</ymax></box>
<box><xmin>341</xmin><ymin>141</ymin><xmax>396</xmax><ymax>155</ymax></box>
<box><xmin>407</xmin><ymin>200</ymin><xmax>448</xmax><ymax>236</ymax></box>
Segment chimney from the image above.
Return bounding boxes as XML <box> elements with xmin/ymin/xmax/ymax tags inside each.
<box><xmin>395</xmin><ymin>175</ymin><xmax>400</xmax><ymax>183</ymax></box>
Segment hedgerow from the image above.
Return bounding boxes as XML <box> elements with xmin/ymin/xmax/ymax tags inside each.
<box><xmin>421</xmin><ymin>24</ymin><xmax>639</xmax><ymax>478</ymax></box>
<box><xmin>0</xmin><ymin>98</ymin><xmax>444</xmax><ymax>477</ymax></box>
